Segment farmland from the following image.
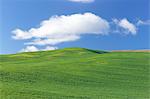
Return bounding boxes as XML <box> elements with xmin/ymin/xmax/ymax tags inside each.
<box><xmin>0</xmin><ymin>48</ymin><xmax>150</xmax><ymax>99</ymax></box>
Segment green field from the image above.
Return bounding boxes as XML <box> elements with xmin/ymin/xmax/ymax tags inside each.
<box><xmin>0</xmin><ymin>48</ymin><xmax>150</xmax><ymax>99</ymax></box>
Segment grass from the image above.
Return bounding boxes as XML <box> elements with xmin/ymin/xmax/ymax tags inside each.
<box><xmin>0</xmin><ymin>47</ymin><xmax>150</xmax><ymax>99</ymax></box>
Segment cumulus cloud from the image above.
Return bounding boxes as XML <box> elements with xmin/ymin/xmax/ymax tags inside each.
<box><xmin>12</xmin><ymin>29</ymin><xmax>32</xmax><ymax>40</ymax></box>
<box><xmin>20</xmin><ymin>46</ymin><xmax>57</xmax><ymax>52</ymax></box>
<box><xmin>68</xmin><ymin>0</ymin><xmax>94</xmax><ymax>3</ymax></box>
<box><xmin>12</xmin><ymin>12</ymin><xmax>138</xmax><ymax>52</ymax></box>
<box><xmin>20</xmin><ymin>46</ymin><xmax>39</xmax><ymax>52</ymax></box>
<box><xmin>42</xmin><ymin>46</ymin><xmax>58</xmax><ymax>51</ymax></box>
<box><xmin>113</xmin><ymin>18</ymin><xmax>137</xmax><ymax>35</ymax></box>
<box><xmin>12</xmin><ymin>13</ymin><xmax>110</xmax><ymax>46</ymax></box>
<box><xmin>25</xmin><ymin>35</ymin><xmax>80</xmax><ymax>46</ymax></box>
<box><xmin>137</xmin><ymin>20</ymin><xmax>150</xmax><ymax>26</ymax></box>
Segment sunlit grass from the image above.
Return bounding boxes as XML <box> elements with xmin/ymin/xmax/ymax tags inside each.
<box><xmin>0</xmin><ymin>48</ymin><xmax>149</xmax><ymax>99</ymax></box>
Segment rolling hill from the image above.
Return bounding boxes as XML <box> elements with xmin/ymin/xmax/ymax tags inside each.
<box><xmin>0</xmin><ymin>48</ymin><xmax>150</xmax><ymax>99</ymax></box>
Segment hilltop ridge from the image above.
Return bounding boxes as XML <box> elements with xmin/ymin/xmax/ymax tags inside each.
<box><xmin>0</xmin><ymin>47</ymin><xmax>108</xmax><ymax>56</ymax></box>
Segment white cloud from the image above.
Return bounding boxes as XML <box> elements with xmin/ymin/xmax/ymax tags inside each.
<box><xmin>42</xmin><ymin>46</ymin><xmax>58</xmax><ymax>51</ymax></box>
<box><xmin>20</xmin><ymin>46</ymin><xmax>39</xmax><ymax>52</ymax></box>
<box><xmin>12</xmin><ymin>13</ymin><xmax>139</xmax><ymax>52</ymax></box>
<box><xmin>68</xmin><ymin>0</ymin><xmax>94</xmax><ymax>3</ymax></box>
<box><xmin>113</xmin><ymin>18</ymin><xmax>137</xmax><ymax>35</ymax></box>
<box><xmin>137</xmin><ymin>20</ymin><xmax>150</xmax><ymax>26</ymax></box>
<box><xmin>12</xmin><ymin>13</ymin><xmax>110</xmax><ymax>46</ymax></box>
<box><xmin>12</xmin><ymin>29</ymin><xmax>32</xmax><ymax>40</ymax></box>
<box><xmin>26</xmin><ymin>35</ymin><xmax>80</xmax><ymax>46</ymax></box>
<box><xmin>20</xmin><ymin>46</ymin><xmax>57</xmax><ymax>52</ymax></box>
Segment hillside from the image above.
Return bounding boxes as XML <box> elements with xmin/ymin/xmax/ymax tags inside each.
<box><xmin>0</xmin><ymin>48</ymin><xmax>150</xmax><ymax>99</ymax></box>
<box><xmin>112</xmin><ymin>50</ymin><xmax>150</xmax><ymax>52</ymax></box>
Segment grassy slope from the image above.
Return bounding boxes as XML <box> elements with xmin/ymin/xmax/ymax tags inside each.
<box><xmin>0</xmin><ymin>48</ymin><xmax>150</xmax><ymax>99</ymax></box>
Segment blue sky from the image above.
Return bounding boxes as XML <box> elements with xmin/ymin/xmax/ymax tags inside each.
<box><xmin>0</xmin><ymin>0</ymin><xmax>150</xmax><ymax>54</ymax></box>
